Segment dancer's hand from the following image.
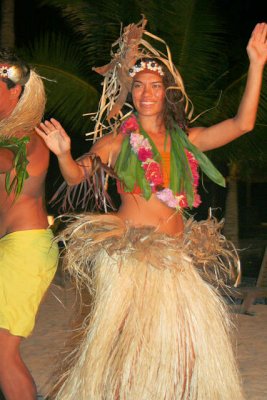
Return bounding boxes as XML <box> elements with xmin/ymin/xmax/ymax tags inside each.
<box><xmin>35</xmin><ymin>118</ymin><xmax>71</xmax><ymax>157</ymax></box>
<box><xmin>247</xmin><ymin>22</ymin><xmax>267</xmax><ymax>67</ymax></box>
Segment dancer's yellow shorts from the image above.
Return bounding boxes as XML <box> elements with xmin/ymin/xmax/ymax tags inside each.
<box><xmin>0</xmin><ymin>229</ymin><xmax>58</xmax><ymax>337</ymax></box>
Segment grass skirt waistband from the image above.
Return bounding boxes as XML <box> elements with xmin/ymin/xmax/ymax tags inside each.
<box><xmin>52</xmin><ymin>214</ymin><xmax>243</xmax><ymax>400</ymax></box>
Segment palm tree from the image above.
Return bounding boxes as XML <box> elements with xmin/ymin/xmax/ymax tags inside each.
<box><xmin>0</xmin><ymin>0</ymin><xmax>15</xmax><ymax>47</ymax></box>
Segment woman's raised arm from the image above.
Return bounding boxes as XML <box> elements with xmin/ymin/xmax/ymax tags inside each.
<box><xmin>189</xmin><ymin>22</ymin><xmax>267</xmax><ymax>152</ymax></box>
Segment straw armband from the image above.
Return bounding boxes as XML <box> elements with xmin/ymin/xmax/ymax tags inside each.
<box><xmin>50</xmin><ymin>153</ymin><xmax>118</xmax><ymax>213</ymax></box>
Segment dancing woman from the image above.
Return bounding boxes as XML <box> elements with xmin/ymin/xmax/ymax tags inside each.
<box><xmin>36</xmin><ymin>20</ymin><xmax>267</xmax><ymax>400</ymax></box>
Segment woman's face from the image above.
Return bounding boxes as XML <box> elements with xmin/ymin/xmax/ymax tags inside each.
<box><xmin>131</xmin><ymin>71</ymin><xmax>165</xmax><ymax>118</ymax></box>
<box><xmin>0</xmin><ymin>78</ymin><xmax>20</xmax><ymax>119</ymax></box>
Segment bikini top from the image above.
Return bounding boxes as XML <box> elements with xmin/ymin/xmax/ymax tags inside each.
<box><xmin>116</xmin><ymin>149</ymin><xmax>202</xmax><ymax>210</ymax></box>
<box><xmin>117</xmin><ymin>150</ymin><xmax>171</xmax><ymax>195</ymax></box>
<box><xmin>114</xmin><ymin>115</ymin><xmax>226</xmax><ymax>209</ymax></box>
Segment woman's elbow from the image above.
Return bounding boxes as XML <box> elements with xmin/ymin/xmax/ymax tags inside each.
<box><xmin>66</xmin><ymin>176</ymin><xmax>84</xmax><ymax>186</ymax></box>
<box><xmin>65</xmin><ymin>171</ymin><xmax>85</xmax><ymax>186</ymax></box>
<box><xmin>233</xmin><ymin>118</ymin><xmax>255</xmax><ymax>135</ymax></box>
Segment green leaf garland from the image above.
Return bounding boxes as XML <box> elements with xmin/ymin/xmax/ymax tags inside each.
<box><xmin>115</xmin><ymin>117</ymin><xmax>225</xmax><ymax>208</ymax></box>
<box><xmin>0</xmin><ymin>136</ymin><xmax>30</xmax><ymax>197</ymax></box>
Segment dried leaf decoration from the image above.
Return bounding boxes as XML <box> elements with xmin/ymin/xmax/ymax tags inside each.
<box><xmin>93</xmin><ymin>18</ymin><xmax>147</xmax><ymax>121</ymax></box>
<box><xmin>87</xmin><ymin>16</ymin><xmax>191</xmax><ymax>142</ymax></box>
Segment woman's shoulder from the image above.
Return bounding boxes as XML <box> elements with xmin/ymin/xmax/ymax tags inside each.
<box><xmin>92</xmin><ymin>130</ymin><xmax>125</xmax><ymax>149</ymax></box>
<box><xmin>90</xmin><ymin>130</ymin><xmax>126</xmax><ymax>165</ymax></box>
<box><xmin>187</xmin><ymin>126</ymin><xmax>206</xmax><ymax>149</ymax></box>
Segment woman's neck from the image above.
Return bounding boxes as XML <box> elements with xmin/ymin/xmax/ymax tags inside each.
<box><xmin>138</xmin><ymin>114</ymin><xmax>166</xmax><ymax>137</ymax></box>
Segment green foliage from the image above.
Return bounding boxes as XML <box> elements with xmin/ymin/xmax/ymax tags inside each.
<box><xmin>20</xmin><ymin>32</ymin><xmax>99</xmax><ymax>135</ymax></box>
<box><xmin>0</xmin><ymin>136</ymin><xmax>30</xmax><ymax>197</ymax></box>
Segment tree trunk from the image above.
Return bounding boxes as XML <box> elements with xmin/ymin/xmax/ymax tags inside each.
<box><xmin>0</xmin><ymin>0</ymin><xmax>15</xmax><ymax>48</ymax></box>
<box><xmin>223</xmin><ymin>162</ymin><xmax>239</xmax><ymax>248</ymax></box>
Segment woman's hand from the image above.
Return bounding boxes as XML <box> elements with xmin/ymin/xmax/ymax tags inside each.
<box><xmin>247</xmin><ymin>22</ymin><xmax>267</xmax><ymax>67</ymax></box>
<box><xmin>35</xmin><ymin>118</ymin><xmax>71</xmax><ymax>157</ymax></box>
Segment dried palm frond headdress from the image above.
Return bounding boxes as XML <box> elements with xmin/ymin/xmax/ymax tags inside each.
<box><xmin>0</xmin><ymin>48</ymin><xmax>46</xmax><ymax>196</ymax></box>
<box><xmin>2</xmin><ymin>71</ymin><xmax>45</xmax><ymax>137</ymax></box>
<box><xmin>87</xmin><ymin>16</ymin><xmax>192</xmax><ymax>142</ymax></box>
<box><xmin>0</xmin><ymin>63</ymin><xmax>46</xmax><ymax>138</ymax></box>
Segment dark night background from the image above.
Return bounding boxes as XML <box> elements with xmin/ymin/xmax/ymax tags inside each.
<box><xmin>5</xmin><ymin>0</ymin><xmax>267</xmax><ymax>276</ymax></box>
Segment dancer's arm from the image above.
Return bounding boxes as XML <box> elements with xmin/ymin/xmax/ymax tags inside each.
<box><xmin>189</xmin><ymin>22</ymin><xmax>267</xmax><ymax>151</ymax></box>
<box><xmin>35</xmin><ymin>118</ymin><xmax>121</xmax><ymax>185</ymax></box>
<box><xmin>35</xmin><ymin>118</ymin><xmax>86</xmax><ymax>185</ymax></box>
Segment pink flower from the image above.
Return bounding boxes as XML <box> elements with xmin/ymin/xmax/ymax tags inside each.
<box><xmin>138</xmin><ymin>147</ymin><xmax>153</xmax><ymax>161</ymax></box>
<box><xmin>156</xmin><ymin>188</ymin><xmax>184</xmax><ymax>209</ymax></box>
<box><xmin>193</xmin><ymin>193</ymin><xmax>201</xmax><ymax>208</ymax></box>
<box><xmin>156</xmin><ymin>188</ymin><xmax>172</xmax><ymax>201</ymax></box>
<box><xmin>143</xmin><ymin>161</ymin><xmax>163</xmax><ymax>187</ymax></box>
<box><xmin>185</xmin><ymin>150</ymin><xmax>199</xmax><ymax>188</ymax></box>
<box><xmin>177</xmin><ymin>189</ymin><xmax>202</xmax><ymax>208</ymax></box>
<box><xmin>141</xmin><ymin>138</ymin><xmax>151</xmax><ymax>149</ymax></box>
<box><xmin>120</xmin><ymin>115</ymin><xmax>139</xmax><ymax>135</ymax></box>
<box><xmin>130</xmin><ymin>133</ymin><xmax>144</xmax><ymax>152</ymax></box>
<box><xmin>178</xmin><ymin>193</ymin><xmax>187</xmax><ymax>208</ymax></box>
<box><xmin>120</xmin><ymin>114</ymin><xmax>201</xmax><ymax>210</ymax></box>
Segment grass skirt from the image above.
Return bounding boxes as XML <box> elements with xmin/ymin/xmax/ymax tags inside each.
<box><xmin>53</xmin><ymin>214</ymin><xmax>243</xmax><ymax>400</ymax></box>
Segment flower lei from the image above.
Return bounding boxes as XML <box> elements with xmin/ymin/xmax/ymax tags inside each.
<box><xmin>120</xmin><ymin>114</ymin><xmax>201</xmax><ymax>209</ymax></box>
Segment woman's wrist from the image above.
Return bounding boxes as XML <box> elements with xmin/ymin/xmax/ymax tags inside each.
<box><xmin>57</xmin><ymin>149</ymin><xmax>72</xmax><ymax>162</ymax></box>
<box><xmin>248</xmin><ymin>58</ymin><xmax>266</xmax><ymax>71</ymax></box>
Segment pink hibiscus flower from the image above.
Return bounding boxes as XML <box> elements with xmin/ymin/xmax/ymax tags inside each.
<box><xmin>143</xmin><ymin>162</ymin><xmax>164</xmax><ymax>187</ymax></box>
<box><xmin>138</xmin><ymin>147</ymin><xmax>153</xmax><ymax>162</ymax></box>
<box><xmin>120</xmin><ymin>115</ymin><xmax>139</xmax><ymax>135</ymax></box>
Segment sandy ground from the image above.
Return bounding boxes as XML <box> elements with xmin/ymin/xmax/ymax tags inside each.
<box><xmin>21</xmin><ymin>279</ymin><xmax>267</xmax><ymax>400</ymax></box>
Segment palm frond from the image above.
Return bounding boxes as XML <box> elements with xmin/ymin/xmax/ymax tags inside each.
<box><xmin>19</xmin><ymin>32</ymin><xmax>99</xmax><ymax>134</ymax></box>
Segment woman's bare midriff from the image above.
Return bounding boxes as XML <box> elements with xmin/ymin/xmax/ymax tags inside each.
<box><xmin>117</xmin><ymin>193</ymin><xmax>184</xmax><ymax>236</ymax></box>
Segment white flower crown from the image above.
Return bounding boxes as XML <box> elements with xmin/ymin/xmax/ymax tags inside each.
<box><xmin>129</xmin><ymin>60</ymin><xmax>164</xmax><ymax>77</ymax></box>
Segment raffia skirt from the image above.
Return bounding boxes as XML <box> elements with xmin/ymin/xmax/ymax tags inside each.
<box><xmin>52</xmin><ymin>213</ymin><xmax>244</xmax><ymax>400</ymax></box>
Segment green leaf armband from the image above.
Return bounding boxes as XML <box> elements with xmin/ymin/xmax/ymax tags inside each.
<box><xmin>0</xmin><ymin>136</ymin><xmax>30</xmax><ymax>197</ymax></box>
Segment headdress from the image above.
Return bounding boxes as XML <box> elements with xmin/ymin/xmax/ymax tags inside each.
<box><xmin>128</xmin><ymin>60</ymin><xmax>164</xmax><ymax>77</ymax></box>
<box><xmin>0</xmin><ymin>64</ymin><xmax>30</xmax><ymax>86</ymax></box>
<box><xmin>87</xmin><ymin>16</ymin><xmax>192</xmax><ymax>142</ymax></box>
<box><xmin>0</xmin><ymin>69</ymin><xmax>46</xmax><ymax>138</ymax></box>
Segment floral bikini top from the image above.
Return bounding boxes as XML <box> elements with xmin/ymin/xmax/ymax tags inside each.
<box><xmin>114</xmin><ymin>114</ymin><xmax>225</xmax><ymax>211</ymax></box>
<box><xmin>116</xmin><ymin>149</ymin><xmax>201</xmax><ymax>208</ymax></box>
